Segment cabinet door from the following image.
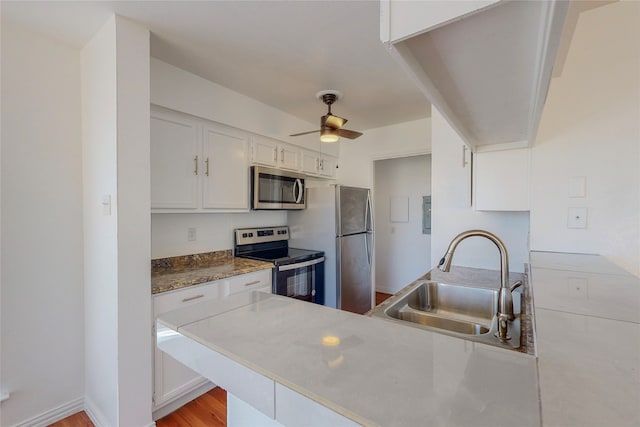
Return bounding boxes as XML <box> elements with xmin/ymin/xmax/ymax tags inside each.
<box><xmin>319</xmin><ymin>156</ymin><xmax>337</xmax><ymax>178</ymax></box>
<box><xmin>474</xmin><ymin>148</ymin><xmax>530</xmax><ymax>211</ymax></box>
<box><xmin>300</xmin><ymin>150</ymin><xmax>320</xmax><ymax>175</ymax></box>
<box><xmin>150</xmin><ymin>111</ymin><xmax>199</xmax><ymax>209</ymax></box>
<box><xmin>252</xmin><ymin>137</ymin><xmax>278</xmax><ymax>167</ymax></box>
<box><xmin>202</xmin><ymin>124</ymin><xmax>249</xmax><ymax>209</ymax></box>
<box><xmin>153</xmin><ymin>282</ymin><xmax>220</xmax><ymax>409</ymax></box>
<box><xmin>278</xmin><ymin>144</ymin><xmax>300</xmax><ymax>171</ymax></box>
<box><xmin>223</xmin><ymin>269</ymin><xmax>272</xmax><ymax>296</ymax></box>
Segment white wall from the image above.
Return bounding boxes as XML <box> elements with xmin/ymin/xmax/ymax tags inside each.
<box><xmin>530</xmin><ymin>2</ymin><xmax>640</xmax><ymax>276</ymax></box>
<box><xmin>374</xmin><ymin>155</ymin><xmax>432</xmax><ymax>293</ymax></box>
<box><xmin>338</xmin><ymin>118</ymin><xmax>431</xmax><ymax>188</ymax></box>
<box><xmin>152</xmin><ymin>211</ymin><xmax>286</xmax><ymax>258</ymax></box>
<box><xmin>81</xmin><ymin>15</ymin><xmax>152</xmax><ymax>426</ymax></box>
<box><xmin>81</xmin><ymin>16</ymin><xmax>119</xmax><ymax>427</ymax></box>
<box><xmin>114</xmin><ymin>16</ymin><xmax>152</xmax><ymax>427</ymax></box>
<box><xmin>1</xmin><ymin>20</ymin><xmax>85</xmax><ymax>427</ymax></box>
<box><xmin>431</xmin><ymin>108</ymin><xmax>530</xmax><ymax>273</ymax></box>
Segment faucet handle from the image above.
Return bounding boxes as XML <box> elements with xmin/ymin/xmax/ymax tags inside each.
<box><xmin>509</xmin><ymin>280</ymin><xmax>523</xmax><ymax>293</ymax></box>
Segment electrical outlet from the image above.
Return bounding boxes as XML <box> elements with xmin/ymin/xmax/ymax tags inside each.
<box><xmin>187</xmin><ymin>227</ymin><xmax>197</xmax><ymax>241</ymax></box>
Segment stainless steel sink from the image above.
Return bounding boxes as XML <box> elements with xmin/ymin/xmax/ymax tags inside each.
<box><xmin>371</xmin><ymin>280</ymin><xmax>522</xmax><ymax>350</ymax></box>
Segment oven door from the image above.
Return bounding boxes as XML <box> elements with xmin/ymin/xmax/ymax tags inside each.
<box><xmin>275</xmin><ymin>257</ymin><xmax>325</xmax><ymax>304</ymax></box>
<box><xmin>252</xmin><ymin>166</ymin><xmax>305</xmax><ymax>210</ymax></box>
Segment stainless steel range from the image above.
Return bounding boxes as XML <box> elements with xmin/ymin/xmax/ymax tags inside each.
<box><xmin>234</xmin><ymin>226</ymin><xmax>325</xmax><ymax>304</ymax></box>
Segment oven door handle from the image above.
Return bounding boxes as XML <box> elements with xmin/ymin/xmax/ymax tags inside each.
<box><xmin>278</xmin><ymin>256</ymin><xmax>325</xmax><ymax>272</ymax></box>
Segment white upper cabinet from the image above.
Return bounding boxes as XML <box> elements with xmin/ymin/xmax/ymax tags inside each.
<box><xmin>300</xmin><ymin>149</ymin><xmax>337</xmax><ymax>179</ymax></box>
<box><xmin>151</xmin><ymin>111</ymin><xmax>199</xmax><ymax>209</ymax></box>
<box><xmin>151</xmin><ymin>106</ymin><xmax>250</xmax><ymax>212</ymax></box>
<box><xmin>474</xmin><ymin>147</ymin><xmax>530</xmax><ymax>211</ymax></box>
<box><xmin>380</xmin><ymin>0</ymin><xmax>569</xmax><ymax>149</ymax></box>
<box><xmin>251</xmin><ymin>136</ymin><xmax>299</xmax><ymax>171</ymax></box>
<box><xmin>202</xmin><ymin>124</ymin><xmax>249</xmax><ymax>209</ymax></box>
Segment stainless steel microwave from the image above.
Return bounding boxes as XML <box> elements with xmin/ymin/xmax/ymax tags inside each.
<box><xmin>251</xmin><ymin>166</ymin><xmax>305</xmax><ymax>210</ymax></box>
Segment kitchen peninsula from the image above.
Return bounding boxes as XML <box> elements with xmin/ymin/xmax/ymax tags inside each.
<box><xmin>157</xmin><ymin>252</ymin><xmax>640</xmax><ymax>426</ymax></box>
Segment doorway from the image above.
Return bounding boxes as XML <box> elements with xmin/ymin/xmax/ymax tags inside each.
<box><xmin>373</xmin><ymin>154</ymin><xmax>432</xmax><ymax>294</ymax></box>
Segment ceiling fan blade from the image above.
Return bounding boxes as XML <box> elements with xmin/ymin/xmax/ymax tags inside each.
<box><xmin>324</xmin><ymin>114</ymin><xmax>347</xmax><ymax>129</ymax></box>
<box><xmin>336</xmin><ymin>129</ymin><xmax>363</xmax><ymax>139</ymax></box>
<box><xmin>289</xmin><ymin>129</ymin><xmax>321</xmax><ymax>137</ymax></box>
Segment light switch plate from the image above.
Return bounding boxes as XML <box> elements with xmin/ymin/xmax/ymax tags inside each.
<box><xmin>102</xmin><ymin>195</ymin><xmax>112</xmax><ymax>216</ymax></box>
<box><xmin>567</xmin><ymin>207</ymin><xmax>587</xmax><ymax>228</ymax></box>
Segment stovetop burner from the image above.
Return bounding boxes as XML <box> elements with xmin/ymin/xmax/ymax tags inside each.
<box><xmin>234</xmin><ymin>226</ymin><xmax>324</xmax><ymax>266</ymax></box>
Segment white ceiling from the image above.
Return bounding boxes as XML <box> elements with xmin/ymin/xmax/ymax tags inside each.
<box><xmin>1</xmin><ymin>1</ymin><xmax>431</xmax><ymax>131</ymax></box>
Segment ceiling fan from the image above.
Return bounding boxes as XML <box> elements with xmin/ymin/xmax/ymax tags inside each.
<box><xmin>290</xmin><ymin>90</ymin><xmax>363</xmax><ymax>143</ymax></box>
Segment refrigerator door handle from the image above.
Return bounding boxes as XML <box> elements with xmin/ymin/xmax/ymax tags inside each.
<box><xmin>365</xmin><ymin>190</ymin><xmax>373</xmax><ymax>232</ymax></box>
<box><xmin>365</xmin><ymin>233</ymin><xmax>371</xmax><ymax>266</ymax></box>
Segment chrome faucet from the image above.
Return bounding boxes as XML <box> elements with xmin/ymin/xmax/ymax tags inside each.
<box><xmin>438</xmin><ymin>230</ymin><xmax>522</xmax><ymax>341</ymax></box>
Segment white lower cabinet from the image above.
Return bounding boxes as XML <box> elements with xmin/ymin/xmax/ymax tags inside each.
<box><xmin>153</xmin><ymin>270</ymin><xmax>272</xmax><ymax>416</ymax></box>
<box><xmin>223</xmin><ymin>269</ymin><xmax>272</xmax><ymax>296</ymax></box>
<box><xmin>153</xmin><ymin>282</ymin><xmax>220</xmax><ymax>413</ymax></box>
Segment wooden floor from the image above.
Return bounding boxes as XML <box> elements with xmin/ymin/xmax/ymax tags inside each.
<box><xmin>51</xmin><ymin>295</ymin><xmax>393</xmax><ymax>427</ymax></box>
<box><xmin>376</xmin><ymin>291</ymin><xmax>393</xmax><ymax>306</ymax></box>
<box><xmin>49</xmin><ymin>387</ymin><xmax>227</xmax><ymax>427</ymax></box>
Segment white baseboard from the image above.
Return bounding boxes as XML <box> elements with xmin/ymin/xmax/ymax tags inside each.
<box><xmin>84</xmin><ymin>395</ymin><xmax>111</xmax><ymax>427</ymax></box>
<box><xmin>12</xmin><ymin>397</ymin><xmax>84</xmax><ymax>427</ymax></box>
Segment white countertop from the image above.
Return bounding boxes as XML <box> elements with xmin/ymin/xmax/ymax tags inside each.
<box><xmin>159</xmin><ymin>292</ymin><xmax>540</xmax><ymax>427</ymax></box>
<box><xmin>530</xmin><ymin>251</ymin><xmax>640</xmax><ymax>426</ymax></box>
<box><xmin>157</xmin><ymin>252</ymin><xmax>640</xmax><ymax>426</ymax></box>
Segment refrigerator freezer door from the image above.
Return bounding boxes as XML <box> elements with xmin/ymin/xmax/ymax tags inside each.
<box><xmin>336</xmin><ymin>186</ymin><xmax>370</xmax><ymax>236</ymax></box>
<box><xmin>337</xmin><ymin>233</ymin><xmax>372</xmax><ymax>314</ymax></box>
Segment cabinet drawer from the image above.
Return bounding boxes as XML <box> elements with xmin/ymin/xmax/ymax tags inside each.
<box><xmin>223</xmin><ymin>269</ymin><xmax>272</xmax><ymax>296</ymax></box>
<box><xmin>154</xmin><ymin>281</ymin><xmax>221</xmax><ymax>315</ymax></box>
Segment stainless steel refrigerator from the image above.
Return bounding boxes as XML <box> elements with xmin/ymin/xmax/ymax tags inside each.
<box><xmin>288</xmin><ymin>185</ymin><xmax>373</xmax><ymax>314</ymax></box>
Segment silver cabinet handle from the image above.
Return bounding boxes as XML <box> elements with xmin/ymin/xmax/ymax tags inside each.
<box><xmin>244</xmin><ymin>280</ymin><xmax>261</xmax><ymax>287</ymax></box>
<box><xmin>205</xmin><ymin>157</ymin><xmax>210</xmax><ymax>176</ymax></box>
<box><xmin>462</xmin><ymin>145</ymin><xmax>469</xmax><ymax>167</ymax></box>
<box><xmin>273</xmin><ymin>147</ymin><xmax>278</xmax><ymax>162</ymax></box>
<box><xmin>182</xmin><ymin>294</ymin><xmax>204</xmax><ymax>302</ymax></box>
<box><xmin>280</xmin><ymin>148</ymin><xmax>285</xmax><ymax>163</ymax></box>
<box><xmin>316</xmin><ymin>157</ymin><xmax>320</xmax><ymax>171</ymax></box>
<box><xmin>194</xmin><ymin>155</ymin><xmax>198</xmax><ymax>175</ymax></box>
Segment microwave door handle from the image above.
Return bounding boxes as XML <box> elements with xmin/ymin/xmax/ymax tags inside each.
<box><xmin>294</xmin><ymin>178</ymin><xmax>303</xmax><ymax>203</ymax></box>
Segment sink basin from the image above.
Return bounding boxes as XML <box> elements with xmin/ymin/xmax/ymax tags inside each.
<box><xmin>371</xmin><ymin>280</ymin><xmax>522</xmax><ymax>350</ymax></box>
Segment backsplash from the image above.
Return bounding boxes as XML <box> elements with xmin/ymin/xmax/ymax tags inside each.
<box><xmin>151</xmin><ymin>249</ymin><xmax>232</xmax><ymax>275</ymax></box>
<box><xmin>151</xmin><ymin>211</ymin><xmax>286</xmax><ymax>259</ymax></box>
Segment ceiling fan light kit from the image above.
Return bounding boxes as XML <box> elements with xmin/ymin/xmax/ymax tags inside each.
<box><xmin>320</xmin><ymin>128</ymin><xmax>339</xmax><ymax>143</ymax></box>
<box><xmin>290</xmin><ymin>90</ymin><xmax>363</xmax><ymax>143</ymax></box>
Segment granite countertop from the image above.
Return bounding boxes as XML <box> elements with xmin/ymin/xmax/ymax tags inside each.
<box><xmin>151</xmin><ymin>250</ymin><xmax>274</xmax><ymax>294</ymax></box>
